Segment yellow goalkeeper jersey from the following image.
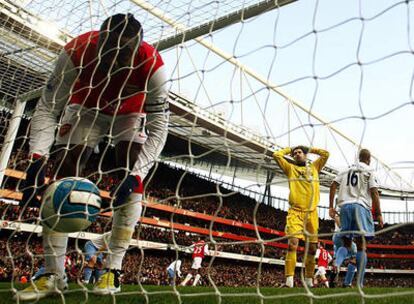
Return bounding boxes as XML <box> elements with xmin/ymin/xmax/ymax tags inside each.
<box><xmin>273</xmin><ymin>147</ymin><xmax>329</xmax><ymax>211</ymax></box>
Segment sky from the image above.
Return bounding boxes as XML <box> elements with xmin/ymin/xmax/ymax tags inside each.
<box><xmin>159</xmin><ymin>0</ymin><xmax>414</xmax><ymax>189</ymax></box>
<box><xmin>14</xmin><ymin>0</ymin><xmax>414</xmax><ymax>217</ymax></box>
<box><xmin>157</xmin><ymin>0</ymin><xmax>414</xmax><ymax>217</ymax></box>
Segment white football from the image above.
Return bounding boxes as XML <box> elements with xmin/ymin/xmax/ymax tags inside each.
<box><xmin>40</xmin><ymin>177</ymin><xmax>102</xmax><ymax>233</ymax></box>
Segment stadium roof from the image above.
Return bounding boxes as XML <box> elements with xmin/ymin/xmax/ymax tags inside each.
<box><xmin>0</xmin><ymin>0</ymin><xmax>413</xmax><ymax>198</ymax></box>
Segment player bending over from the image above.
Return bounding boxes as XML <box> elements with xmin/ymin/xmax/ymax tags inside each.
<box><xmin>180</xmin><ymin>238</ymin><xmax>209</xmax><ymax>286</ymax></box>
<box><xmin>17</xmin><ymin>13</ymin><xmax>169</xmax><ymax>301</ymax></box>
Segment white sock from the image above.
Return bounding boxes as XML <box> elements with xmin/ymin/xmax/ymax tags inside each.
<box><xmin>106</xmin><ymin>194</ymin><xmax>142</xmax><ymax>270</ymax></box>
<box><xmin>42</xmin><ymin>226</ymin><xmax>68</xmax><ymax>277</ymax></box>
<box><xmin>286</xmin><ymin>276</ymin><xmax>294</xmax><ymax>287</ymax></box>
<box><xmin>192</xmin><ymin>274</ymin><xmax>201</xmax><ymax>286</ymax></box>
<box><xmin>324</xmin><ymin>280</ymin><xmax>329</xmax><ymax>288</ymax></box>
<box><xmin>181</xmin><ymin>274</ymin><xmax>192</xmax><ymax>286</ymax></box>
<box><xmin>305</xmin><ymin>278</ymin><xmax>313</xmax><ymax>288</ymax></box>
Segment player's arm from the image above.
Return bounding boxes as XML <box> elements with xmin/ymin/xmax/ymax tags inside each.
<box><xmin>370</xmin><ymin>187</ymin><xmax>383</xmax><ymax>228</ymax></box>
<box><xmin>272</xmin><ymin>147</ymin><xmax>293</xmax><ymax>175</ymax></box>
<box><xmin>310</xmin><ymin>147</ymin><xmax>330</xmax><ymax>173</ymax></box>
<box><xmin>140</xmin><ymin>65</ymin><xmax>170</xmax><ymax>171</ymax></box>
<box><xmin>315</xmin><ymin>248</ymin><xmax>320</xmax><ymax>260</ymax></box>
<box><xmin>329</xmin><ymin>181</ymin><xmax>339</xmax><ymax>219</ymax></box>
<box><xmin>112</xmin><ymin>65</ymin><xmax>169</xmax><ymax>207</ymax></box>
<box><xmin>30</xmin><ymin>50</ymin><xmax>77</xmax><ymax>156</ymax></box>
<box><xmin>369</xmin><ymin>172</ymin><xmax>383</xmax><ymax>228</ymax></box>
<box><xmin>328</xmin><ymin>252</ymin><xmax>333</xmax><ymax>263</ymax></box>
<box><xmin>21</xmin><ymin>51</ymin><xmax>77</xmax><ymax>206</ymax></box>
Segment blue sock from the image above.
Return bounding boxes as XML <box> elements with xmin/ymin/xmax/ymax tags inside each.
<box><xmin>344</xmin><ymin>263</ymin><xmax>356</xmax><ymax>286</ymax></box>
<box><xmin>32</xmin><ymin>266</ymin><xmax>46</xmax><ymax>280</ymax></box>
<box><xmin>94</xmin><ymin>269</ymin><xmax>104</xmax><ymax>282</ymax></box>
<box><xmin>83</xmin><ymin>267</ymin><xmax>93</xmax><ymax>282</ymax></box>
<box><xmin>356</xmin><ymin>251</ymin><xmax>367</xmax><ymax>287</ymax></box>
<box><xmin>335</xmin><ymin>247</ymin><xmax>348</xmax><ymax>267</ymax></box>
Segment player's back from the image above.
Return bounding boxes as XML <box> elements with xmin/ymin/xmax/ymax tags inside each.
<box><xmin>316</xmin><ymin>248</ymin><xmax>331</xmax><ymax>268</ymax></box>
<box><xmin>192</xmin><ymin>241</ymin><xmax>207</xmax><ymax>259</ymax></box>
<box><xmin>335</xmin><ymin>162</ymin><xmax>378</xmax><ymax>209</ymax></box>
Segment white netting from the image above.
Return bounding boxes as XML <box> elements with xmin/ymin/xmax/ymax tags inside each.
<box><xmin>0</xmin><ymin>0</ymin><xmax>414</xmax><ymax>303</ymax></box>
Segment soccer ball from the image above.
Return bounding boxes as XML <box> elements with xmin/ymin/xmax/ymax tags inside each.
<box><xmin>40</xmin><ymin>177</ymin><xmax>102</xmax><ymax>233</ymax></box>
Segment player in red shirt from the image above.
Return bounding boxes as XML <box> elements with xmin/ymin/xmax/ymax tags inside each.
<box><xmin>18</xmin><ymin>14</ymin><xmax>169</xmax><ymax>300</ymax></box>
<box><xmin>180</xmin><ymin>238</ymin><xmax>209</xmax><ymax>286</ymax></box>
<box><xmin>314</xmin><ymin>242</ymin><xmax>332</xmax><ymax>288</ymax></box>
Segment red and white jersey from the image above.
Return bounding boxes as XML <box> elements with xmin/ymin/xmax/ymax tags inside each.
<box><xmin>315</xmin><ymin>247</ymin><xmax>332</xmax><ymax>268</ymax></box>
<box><xmin>191</xmin><ymin>241</ymin><xmax>209</xmax><ymax>259</ymax></box>
<box><xmin>30</xmin><ymin>30</ymin><xmax>169</xmax><ymax>158</ymax></box>
<box><xmin>64</xmin><ymin>255</ymin><xmax>72</xmax><ymax>267</ymax></box>
<box><xmin>64</xmin><ymin>31</ymin><xmax>164</xmax><ymax>115</ymax></box>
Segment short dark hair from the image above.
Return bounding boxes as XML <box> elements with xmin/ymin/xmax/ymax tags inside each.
<box><xmin>292</xmin><ymin>145</ymin><xmax>309</xmax><ymax>155</ymax></box>
<box><xmin>359</xmin><ymin>148</ymin><xmax>371</xmax><ymax>162</ymax></box>
<box><xmin>100</xmin><ymin>13</ymin><xmax>143</xmax><ymax>41</ymax></box>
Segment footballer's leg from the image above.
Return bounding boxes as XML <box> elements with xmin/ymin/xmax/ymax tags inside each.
<box><xmin>181</xmin><ymin>273</ymin><xmax>193</xmax><ymax>286</ymax></box>
<box><xmin>15</xmin><ymin>227</ymin><xmax>69</xmax><ymax>301</ymax></box>
<box><xmin>304</xmin><ymin>210</ymin><xmax>318</xmax><ymax>288</ymax></box>
<box><xmin>95</xmin><ymin>138</ymin><xmax>143</xmax><ymax>295</ymax></box>
<box><xmin>83</xmin><ymin>243</ymin><xmax>97</xmax><ymax>284</ymax></box>
<box><xmin>283</xmin><ymin>237</ymin><xmax>298</xmax><ymax>288</ymax></box>
<box><xmin>304</xmin><ymin>242</ymin><xmax>317</xmax><ymax>288</ymax></box>
<box><xmin>16</xmin><ymin>142</ymin><xmax>94</xmax><ymax>300</ymax></box>
<box><xmin>354</xmin><ymin>237</ymin><xmax>367</xmax><ymax>288</ymax></box>
<box><xmin>16</xmin><ymin>115</ymin><xmax>97</xmax><ymax>300</ymax></box>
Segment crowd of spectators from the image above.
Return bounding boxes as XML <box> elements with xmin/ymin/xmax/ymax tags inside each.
<box><xmin>1</xmin><ymin>232</ymin><xmax>413</xmax><ymax>288</ymax></box>
<box><xmin>0</xmin><ymin>140</ymin><xmax>413</xmax><ymax>287</ymax></box>
<box><xmin>1</xmin><ymin>199</ymin><xmax>412</xmax><ymax>271</ymax></box>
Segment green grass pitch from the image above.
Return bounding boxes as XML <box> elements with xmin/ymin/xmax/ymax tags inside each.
<box><xmin>1</xmin><ymin>283</ymin><xmax>413</xmax><ymax>304</ymax></box>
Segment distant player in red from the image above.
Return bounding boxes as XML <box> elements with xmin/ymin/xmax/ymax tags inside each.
<box><xmin>180</xmin><ymin>238</ymin><xmax>209</xmax><ymax>286</ymax></box>
<box><xmin>314</xmin><ymin>242</ymin><xmax>332</xmax><ymax>288</ymax></box>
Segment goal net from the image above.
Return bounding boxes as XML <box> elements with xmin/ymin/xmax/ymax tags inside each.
<box><xmin>0</xmin><ymin>0</ymin><xmax>414</xmax><ymax>303</ymax></box>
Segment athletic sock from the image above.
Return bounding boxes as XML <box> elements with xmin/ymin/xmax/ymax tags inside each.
<box><xmin>356</xmin><ymin>251</ymin><xmax>367</xmax><ymax>288</ymax></box>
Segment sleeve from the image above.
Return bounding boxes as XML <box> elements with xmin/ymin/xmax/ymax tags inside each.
<box><xmin>144</xmin><ymin>65</ymin><xmax>169</xmax><ymax>113</ymax></box>
<box><xmin>29</xmin><ymin>50</ymin><xmax>77</xmax><ymax>156</ymax></box>
<box><xmin>315</xmin><ymin>248</ymin><xmax>320</xmax><ymax>259</ymax></box>
<box><xmin>204</xmin><ymin>244</ymin><xmax>209</xmax><ymax>255</ymax></box>
<box><xmin>368</xmin><ymin>170</ymin><xmax>379</xmax><ymax>189</ymax></box>
<box><xmin>130</xmin><ymin>64</ymin><xmax>169</xmax><ymax>179</ymax></box>
<box><xmin>334</xmin><ymin>170</ymin><xmax>346</xmax><ymax>185</ymax></box>
<box><xmin>272</xmin><ymin>147</ymin><xmax>292</xmax><ymax>176</ymax></box>
<box><xmin>310</xmin><ymin>147</ymin><xmax>330</xmax><ymax>172</ymax></box>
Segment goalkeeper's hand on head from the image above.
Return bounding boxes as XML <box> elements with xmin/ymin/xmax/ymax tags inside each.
<box><xmin>21</xmin><ymin>154</ymin><xmax>46</xmax><ymax>208</ymax></box>
<box><xmin>110</xmin><ymin>175</ymin><xmax>143</xmax><ymax>208</ymax></box>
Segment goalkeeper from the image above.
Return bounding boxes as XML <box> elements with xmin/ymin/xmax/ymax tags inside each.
<box><xmin>16</xmin><ymin>13</ymin><xmax>169</xmax><ymax>301</ymax></box>
<box><xmin>273</xmin><ymin>145</ymin><xmax>329</xmax><ymax>288</ymax></box>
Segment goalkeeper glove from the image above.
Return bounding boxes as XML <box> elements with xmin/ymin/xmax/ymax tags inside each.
<box><xmin>111</xmin><ymin>175</ymin><xmax>143</xmax><ymax>207</ymax></box>
<box><xmin>21</xmin><ymin>154</ymin><xmax>46</xmax><ymax>208</ymax></box>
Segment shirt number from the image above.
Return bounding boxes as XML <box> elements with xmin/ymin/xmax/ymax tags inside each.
<box><xmin>346</xmin><ymin>171</ymin><xmax>358</xmax><ymax>187</ymax></box>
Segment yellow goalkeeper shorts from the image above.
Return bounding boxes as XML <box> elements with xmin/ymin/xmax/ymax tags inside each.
<box><xmin>285</xmin><ymin>208</ymin><xmax>319</xmax><ymax>243</ymax></box>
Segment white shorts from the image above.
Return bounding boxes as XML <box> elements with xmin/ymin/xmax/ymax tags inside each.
<box><xmin>55</xmin><ymin>104</ymin><xmax>148</xmax><ymax>148</ymax></box>
<box><xmin>191</xmin><ymin>257</ymin><xmax>203</xmax><ymax>270</ymax></box>
<box><xmin>315</xmin><ymin>266</ymin><xmax>327</xmax><ymax>277</ymax></box>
